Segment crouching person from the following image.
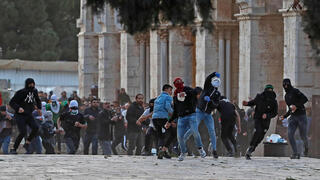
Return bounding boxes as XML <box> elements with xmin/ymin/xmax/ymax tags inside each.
<box><xmin>58</xmin><ymin>100</ymin><xmax>87</xmax><ymax>154</ymax></box>
<box><xmin>39</xmin><ymin>111</ymin><xmax>57</xmax><ymax>154</ymax></box>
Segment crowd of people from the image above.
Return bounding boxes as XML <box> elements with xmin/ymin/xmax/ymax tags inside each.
<box><xmin>0</xmin><ymin>73</ymin><xmax>310</xmax><ymax>161</ymax></box>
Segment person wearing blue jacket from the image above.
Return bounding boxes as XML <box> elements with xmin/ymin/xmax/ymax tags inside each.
<box><xmin>152</xmin><ymin>84</ymin><xmax>174</xmax><ymax>159</ymax></box>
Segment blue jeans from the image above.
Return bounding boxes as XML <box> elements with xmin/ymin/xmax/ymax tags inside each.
<box><xmin>100</xmin><ymin>140</ymin><xmax>112</xmax><ymax>155</ymax></box>
<box><xmin>288</xmin><ymin>114</ymin><xmax>308</xmax><ymax>155</ymax></box>
<box><xmin>65</xmin><ymin>136</ymin><xmax>80</xmax><ymax>154</ymax></box>
<box><xmin>184</xmin><ymin>108</ymin><xmax>217</xmax><ymax>151</ymax></box>
<box><xmin>29</xmin><ymin>136</ymin><xmax>42</xmax><ymax>154</ymax></box>
<box><xmin>177</xmin><ymin>113</ymin><xmax>203</xmax><ymax>154</ymax></box>
<box><xmin>83</xmin><ymin>133</ymin><xmax>98</xmax><ymax>155</ymax></box>
<box><xmin>0</xmin><ymin>136</ymin><xmax>11</xmax><ymax>154</ymax></box>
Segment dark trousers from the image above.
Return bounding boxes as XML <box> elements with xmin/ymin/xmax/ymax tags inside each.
<box><xmin>221</xmin><ymin>120</ymin><xmax>237</xmax><ymax>153</ymax></box>
<box><xmin>165</xmin><ymin>126</ymin><xmax>177</xmax><ymax>148</ymax></box>
<box><xmin>144</xmin><ymin>127</ymin><xmax>158</xmax><ymax>153</ymax></box>
<box><xmin>13</xmin><ymin>114</ymin><xmax>39</xmax><ymax>150</ymax></box>
<box><xmin>42</xmin><ymin>137</ymin><xmax>55</xmax><ymax>154</ymax></box>
<box><xmin>111</xmin><ymin>134</ymin><xmax>123</xmax><ymax>155</ymax></box>
<box><xmin>250</xmin><ymin>119</ymin><xmax>271</xmax><ymax>151</ymax></box>
<box><xmin>83</xmin><ymin>133</ymin><xmax>98</xmax><ymax>155</ymax></box>
<box><xmin>288</xmin><ymin>114</ymin><xmax>308</xmax><ymax>155</ymax></box>
<box><xmin>127</xmin><ymin>132</ymin><xmax>142</xmax><ymax>155</ymax></box>
<box><xmin>56</xmin><ymin>133</ymin><xmax>62</xmax><ymax>152</ymax></box>
<box><xmin>153</xmin><ymin>118</ymin><xmax>168</xmax><ymax>148</ymax></box>
<box><xmin>65</xmin><ymin>136</ymin><xmax>80</xmax><ymax>154</ymax></box>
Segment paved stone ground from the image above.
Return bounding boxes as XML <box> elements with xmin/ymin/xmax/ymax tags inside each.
<box><xmin>0</xmin><ymin>155</ymin><xmax>319</xmax><ymax>180</ymax></box>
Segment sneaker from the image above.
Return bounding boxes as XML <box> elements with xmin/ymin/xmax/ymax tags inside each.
<box><xmin>198</xmin><ymin>148</ymin><xmax>206</xmax><ymax>158</ymax></box>
<box><xmin>226</xmin><ymin>151</ymin><xmax>234</xmax><ymax>157</ymax></box>
<box><xmin>163</xmin><ymin>151</ymin><xmax>172</xmax><ymax>159</ymax></box>
<box><xmin>10</xmin><ymin>149</ymin><xmax>17</xmax><ymax>155</ymax></box>
<box><xmin>290</xmin><ymin>154</ymin><xmax>300</xmax><ymax>159</ymax></box>
<box><xmin>178</xmin><ymin>153</ymin><xmax>186</xmax><ymax>161</ymax></box>
<box><xmin>245</xmin><ymin>146</ymin><xmax>254</xmax><ymax>160</ymax></box>
<box><xmin>157</xmin><ymin>150</ymin><xmax>164</xmax><ymax>159</ymax></box>
<box><xmin>213</xmin><ymin>150</ymin><xmax>218</xmax><ymax>159</ymax></box>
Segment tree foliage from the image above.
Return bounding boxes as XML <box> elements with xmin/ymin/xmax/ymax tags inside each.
<box><xmin>86</xmin><ymin>0</ymin><xmax>214</xmax><ymax>35</ymax></box>
<box><xmin>302</xmin><ymin>0</ymin><xmax>320</xmax><ymax>64</ymax></box>
<box><xmin>0</xmin><ymin>0</ymin><xmax>79</xmax><ymax>61</ymax></box>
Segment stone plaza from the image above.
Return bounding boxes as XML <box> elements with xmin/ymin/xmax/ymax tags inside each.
<box><xmin>0</xmin><ymin>155</ymin><xmax>319</xmax><ymax>179</ymax></box>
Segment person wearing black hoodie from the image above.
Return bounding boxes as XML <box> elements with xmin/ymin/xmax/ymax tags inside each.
<box><xmin>183</xmin><ymin>72</ymin><xmax>221</xmax><ymax>159</ymax></box>
<box><xmin>9</xmin><ymin>78</ymin><xmax>42</xmax><ymax>154</ymax></box>
<box><xmin>169</xmin><ymin>77</ymin><xmax>206</xmax><ymax>161</ymax></box>
<box><xmin>126</xmin><ymin>94</ymin><xmax>144</xmax><ymax>155</ymax></box>
<box><xmin>280</xmin><ymin>78</ymin><xmax>309</xmax><ymax>159</ymax></box>
<box><xmin>242</xmin><ymin>84</ymin><xmax>278</xmax><ymax>160</ymax></box>
<box><xmin>98</xmin><ymin>102</ymin><xmax>113</xmax><ymax>155</ymax></box>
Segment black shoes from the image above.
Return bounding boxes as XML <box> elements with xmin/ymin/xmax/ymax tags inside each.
<box><xmin>163</xmin><ymin>151</ymin><xmax>172</xmax><ymax>159</ymax></box>
<box><xmin>10</xmin><ymin>149</ymin><xmax>17</xmax><ymax>154</ymax></box>
<box><xmin>245</xmin><ymin>146</ymin><xmax>254</xmax><ymax>160</ymax></box>
<box><xmin>213</xmin><ymin>151</ymin><xmax>219</xmax><ymax>159</ymax></box>
<box><xmin>157</xmin><ymin>150</ymin><xmax>171</xmax><ymax>159</ymax></box>
<box><xmin>290</xmin><ymin>154</ymin><xmax>300</xmax><ymax>159</ymax></box>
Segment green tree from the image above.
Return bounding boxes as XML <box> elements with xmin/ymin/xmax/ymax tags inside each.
<box><xmin>86</xmin><ymin>0</ymin><xmax>214</xmax><ymax>35</ymax></box>
<box><xmin>0</xmin><ymin>0</ymin><xmax>60</xmax><ymax>61</ymax></box>
<box><xmin>45</xmin><ymin>0</ymin><xmax>80</xmax><ymax>61</ymax></box>
<box><xmin>302</xmin><ymin>0</ymin><xmax>320</xmax><ymax>64</ymax></box>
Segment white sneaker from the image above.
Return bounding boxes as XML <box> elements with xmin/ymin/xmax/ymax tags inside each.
<box><xmin>198</xmin><ymin>147</ymin><xmax>206</xmax><ymax>158</ymax></box>
<box><xmin>178</xmin><ymin>153</ymin><xmax>186</xmax><ymax>161</ymax></box>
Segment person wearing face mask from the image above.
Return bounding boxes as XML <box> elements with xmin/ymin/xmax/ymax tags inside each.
<box><xmin>9</xmin><ymin>78</ymin><xmax>42</xmax><ymax>154</ymax></box>
<box><xmin>58</xmin><ymin>100</ymin><xmax>87</xmax><ymax>154</ymax></box>
<box><xmin>183</xmin><ymin>72</ymin><xmax>221</xmax><ymax>159</ymax></box>
<box><xmin>280</xmin><ymin>78</ymin><xmax>309</xmax><ymax>159</ymax></box>
<box><xmin>46</xmin><ymin>94</ymin><xmax>64</xmax><ymax>154</ymax></box>
<box><xmin>169</xmin><ymin>77</ymin><xmax>206</xmax><ymax>161</ymax></box>
<box><xmin>242</xmin><ymin>84</ymin><xmax>278</xmax><ymax>160</ymax></box>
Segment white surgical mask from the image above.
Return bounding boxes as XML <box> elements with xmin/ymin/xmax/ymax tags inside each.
<box><xmin>211</xmin><ymin>77</ymin><xmax>221</xmax><ymax>88</ymax></box>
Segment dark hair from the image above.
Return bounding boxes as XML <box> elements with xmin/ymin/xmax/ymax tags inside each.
<box><xmin>162</xmin><ymin>84</ymin><xmax>173</xmax><ymax>91</ymax></box>
<box><xmin>91</xmin><ymin>97</ymin><xmax>98</xmax><ymax>103</ymax></box>
<box><xmin>135</xmin><ymin>94</ymin><xmax>144</xmax><ymax>99</ymax></box>
<box><xmin>220</xmin><ymin>96</ymin><xmax>227</xmax><ymax>100</ymax></box>
<box><xmin>194</xmin><ymin>87</ymin><xmax>203</xmax><ymax>95</ymax></box>
<box><xmin>149</xmin><ymin>98</ymin><xmax>156</xmax><ymax>104</ymax></box>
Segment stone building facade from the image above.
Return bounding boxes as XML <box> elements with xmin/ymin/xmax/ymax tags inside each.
<box><xmin>77</xmin><ymin>0</ymin><xmax>320</xmax><ymax>106</ymax></box>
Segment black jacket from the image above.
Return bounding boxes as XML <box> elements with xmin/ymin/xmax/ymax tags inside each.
<box><xmin>217</xmin><ymin>99</ymin><xmax>237</xmax><ymax>122</ymax></box>
<box><xmin>246</xmin><ymin>90</ymin><xmax>278</xmax><ymax>120</ymax></box>
<box><xmin>98</xmin><ymin>109</ymin><xmax>113</xmax><ymax>141</ymax></box>
<box><xmin>284</xmin><ymin>88</ymin><xmax>308</xmax><ymax>118</ymax></box>
<box><xmin>60</xmin><ymin>112</ymin><xmax>85</xmax><ymax>138</ymax></box>
<box><xmin>83</xmin><ymin>107</ymin><xmax>100</xmax><ymax>135</ymax></box>
<box><xmin>9</xmin><ymin>81</ymin><xmax>41</xmax><ymax>115</ymax></box>
<box><xmin>171</xmin><ymin>86</ymin><xmax>197</xmax><ymax>122</ymax></box>
<box><xmin>40</xmin><ymin>121</ymin><xmax>55</xmax><ymax>139</ymax></box>
<box><xmin>126</xmin><ymin>102</ymin><xmax>144</xmax><ymax>133</ymax></box>
<box><xmin>197</xmin><ymin>72</ymin><xmax>221</xmax><ymax>113</ymax></box>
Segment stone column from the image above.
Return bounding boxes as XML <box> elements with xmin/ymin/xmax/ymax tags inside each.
<box><xmin>236</xmin><ymin>13</ymin><xmax>284</xmax><ymax>104</ymax></box>
<box><xmin>77</xmin><ymin>0</ymin><xmax>99</xmax><ymax>98</ymax></box>
<box><xmin>98</xmin><ymin>32</ymin><xmax>120</xmax><ymax>102</ymax></box>
<box><xmin>120</xmin><ymin>32</ymin><xmax>146</xmax><ymax>99</ymax></box>
<box><xmin>97</xmin><ymin>5</ymin><xmax>121</xmax><ymax>102</ymax></box>
<box><xmin>168</xmin><ymin>28</ymin><xmax>193</xmax><ymax>87</ymax></box>
<box><xmin>280</xmin><ymin>1</ymin><xmax>320</xmax><ymax>102</ymax></box>
<box><xmin>218</xmin><ymin>31</ymin><xmax>225</xmax><ymax>95</ymax></box>
<box><xmin>149</xmin><ymin>29</ymin><xmax>168</xmax><ymax>98</ymax></box>
<box><xmin>225</xmin><ymin>30</ymin><xmax>231</xmax><ymax>99</ymax></box>
<box><xmin>195</xmin><ymin>28</ymin><xmax>219</xmax><ymax>87</ymax></box>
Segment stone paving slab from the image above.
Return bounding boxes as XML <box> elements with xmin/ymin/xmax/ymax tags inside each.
<box><xmin>0</xmin><ymin>155</ymin><xmax>319</xmax><ymax>180</ymax></box>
